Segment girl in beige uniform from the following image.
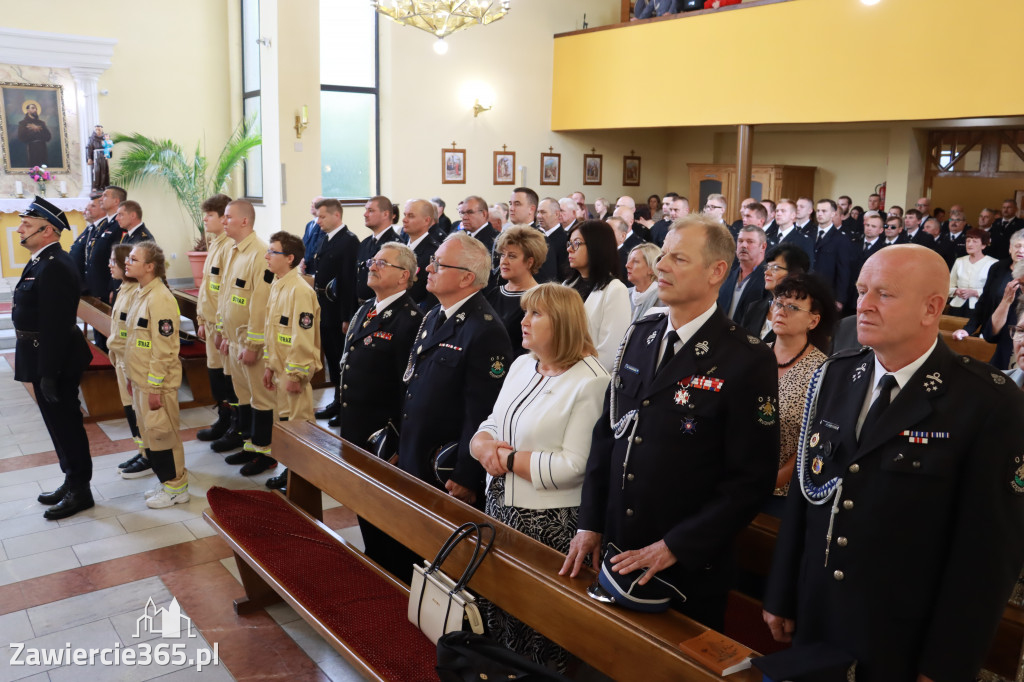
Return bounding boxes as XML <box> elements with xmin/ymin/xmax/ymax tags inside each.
<box><xmin>122</xmin><ymin>241</ymin><xmax>189</xmax><ymax>509</ymax></box>
<box><xmin>106</xmin><ymin>244</ymin><xmax>148</xmax><ymax>477</ymax></box>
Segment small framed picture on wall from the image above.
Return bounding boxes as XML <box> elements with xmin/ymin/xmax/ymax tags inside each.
<box><xmin>583</xmin><ymin>154</ymin><xmax>602</xmax><ymax>186</ymax></box>
<box><xmin>540</xmin><ymin>152</ymin><xmax>561</xmax><ymax>186</ymax></box>
<box><xmin>493</xmin><ymin>150</ymin><xmax>515</xmax><ymax>185</ymax></box>
<box><xmin>623</xmin><ymin>155</ymin><xmax>641</xmax><ymax>186</ymax></box>
<box><xmin>442</xmin><ymin>147</ymin><xmax>466</xmax><ymax>184</ymax></box>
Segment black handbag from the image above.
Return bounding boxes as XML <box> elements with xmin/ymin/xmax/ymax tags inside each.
<box><xmin>436</xmin><ymin>631</ymin><xmax>571</xmax><ymax>682</ymax></box>
<box><xmin>365</xmin><ymin>420</ymin><xmax>399</xmax><ymax>464</ymax></box>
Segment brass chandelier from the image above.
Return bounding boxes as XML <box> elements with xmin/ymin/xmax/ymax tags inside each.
<box><xmin>371</xmin><ymin>1</ymin><xmax>511</xmax><ymax>54</ymax></box>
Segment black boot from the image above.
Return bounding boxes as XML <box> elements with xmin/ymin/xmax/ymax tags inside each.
<box><xmin>211</xmin><ymin>404</ymin><xmax>244</xmax><ymax>452</ymax></box>
<box><xmin>266</xmin><ymin>468</ymin><xmax>289</xmax><ymax>490</ymax></box>
<box><xmin>198</xmin><ymin>401</ymin><xmax>232</xmax><ymax>441</ymax></box>
<box><xmin>315</xmin><ymin>386</ymin><xmax>340</xmax><ymax>420</ymax></box>
<box><xmin>44</xmin><ymin>489</ymin><xmax>95</xmax><ymax>520</ymax></box>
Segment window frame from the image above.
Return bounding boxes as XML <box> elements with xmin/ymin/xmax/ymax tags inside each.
<box><xmin>241</xmin><ymin>0</ymin><xmax>264</xmax><ymax>202</ymax></box>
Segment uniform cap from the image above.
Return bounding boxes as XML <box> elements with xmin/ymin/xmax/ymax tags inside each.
<box><xmin>20</xmin><ymin>196</ymin><xmax>70</xmax><ymax>232</ymax></box>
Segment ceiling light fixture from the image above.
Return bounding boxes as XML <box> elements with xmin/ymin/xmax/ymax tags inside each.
<box><xmin>371</xmin><ymin>1</ymin><xmax>512</xmax><ymax>53</ymax></box>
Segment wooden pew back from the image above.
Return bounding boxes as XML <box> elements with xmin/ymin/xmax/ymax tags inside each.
<box><xmin>273</xmin><ymin>420</ymin><xmax>762</xmax><ymax>682</ymax></box>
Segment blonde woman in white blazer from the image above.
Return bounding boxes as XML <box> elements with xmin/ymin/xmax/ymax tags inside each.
<box><xmin>470</xmin><ymin>282</ymin><xmax>609</xmax><ymax>670</ymax></box>
<box><xmin>562</xmin><ymin>219</ymin><xmax>631</xmax><ymax>371</ymax></box>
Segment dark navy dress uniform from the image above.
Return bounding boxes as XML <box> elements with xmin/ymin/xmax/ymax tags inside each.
<box><xmin>355</xmin><ymin>230</ymin><xmax>400</xmax><ymax>303</ymax></box>
<box><xmin>68</xmin><ymin>224</ymin><xmax>93</xmax><ymax>293</ymax></box>
<box><xmin>13</xmin><ymin>206</ymin><xmax>94</xmax><ymax>503</ymax></box>
<box><xmin>409</xmin><ymin>234</ymin><xmax>442</xmax><ymax>311</ymax></box>
<box><xmin>764</xmin><ymin>342</ymin><xmax>1024</xmax><ymax>681</ymax></box>
<box><xmin>397</xmin><ymin>291</ymin><xmax>512</xmax><ymax>503</ymax></box>
<box><xmin>84</xmin><ymin>215</ymin><xmax>123</xmax><ymax>302</ymax></box>
<box><xmin>578</xmin><ymin>308</ymin><xmax>779</xmax><ymax>630</ymax></box>
<box><xmin>312</xmin><ymin>226</ymin><xmax>359</xmax><ymax>385</ymax></box>
<box><xmin>120</xmin><ymin>222</ymin><xmax>155</xmax><ymax>246</ymax></box>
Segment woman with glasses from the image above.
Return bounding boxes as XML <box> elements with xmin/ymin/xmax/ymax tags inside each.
<box><xmin>107</xmin><ymin>244</ymin><xmax>148</xmax><ymax>478</ymax></box>
<box><xmin>740</xmin><ymin>242</ymin><xmax>811</xmax><ymax>343</ymax></box>
<box><xmin>948</xmin><ymin>229</ymin><xmax>997</xmax><ymax>318</ymax></box>
<box><xmin>121</xmin><ymin>242</ymin><xmax>190</xmax><ymax>509</ymax></box>
<box><xmin>564</xmin><ymin>220</ymin><xmax>631</xmax><ymax>371</ymax></box>
<box><xmin>470</xmin><ymin>283</ymin><xmax>609</xmax><ymax>671</ymax></box>
<box><xmin>764</xmin><ymin>273</ymin><xmax>835</xmax><ymax>515</ymax></box>
<box><xmin>486</xmin><ymin>226</ymin><xmax>547</xmax><ymax>356</ymax></box>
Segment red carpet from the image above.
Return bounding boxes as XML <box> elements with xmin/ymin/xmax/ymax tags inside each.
<box><xmin>207</xmin><ymin>487</ymin><xmax>438</xmax><ymax>680</ymax></box>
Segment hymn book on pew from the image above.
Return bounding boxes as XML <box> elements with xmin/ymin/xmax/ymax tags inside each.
<box><xmin>678</xmin><ymin>630</ymin><xmax>754</xmax><ymax>675</ymax></box>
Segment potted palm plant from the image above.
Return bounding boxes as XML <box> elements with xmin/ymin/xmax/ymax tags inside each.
<box><xmin>110</xmin><ymin>119</ymin><xmax>261</xmax><ymax>286</ymax></box>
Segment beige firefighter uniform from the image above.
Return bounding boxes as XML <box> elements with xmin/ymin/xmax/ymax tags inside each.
<box><xmin>264</xmin><ymin>267</ymin><xmax>322</xmax><ymax>422</ymax></box>
<box><xmin>217</xmin><ymin>231</ymin><xmax>274</xmax><ymax>411</ymax></box>
<box><xmin>122</xmin><ymin>278</ymin><xmax>187</xmax><ymax>491</ymax></box>
<box><xmin>197</xmin><ymin>231</ymin><xmax>233</xmax><ymax>370</ymax></box>
<box><xmin>107</xmin><ymin>281</ymin><xmax>139</xmax><ymax>408</ymax></box>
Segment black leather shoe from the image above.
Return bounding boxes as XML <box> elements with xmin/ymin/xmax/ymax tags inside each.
<box><xmin>197</xmin><ymin>403</ymin><xmax>232</xmax><ymax>442</ymax></box>
<box><xmin>240</xmin><ymin>455</ymin><xmax>277</xmax><ymax>476</ymax></box>
<box><xmin>327</xmin><ymin>414</ymin><xmax>340</xmax><ymax>428</ymax></box>
<box><xmin>265</xmin><ymin>470</ymin><xmax>288</xmax><ymax>490</ymax></box>
<box><xmin>224</xmin><ymin>451</ymin><xmax>253</xmax><ymax>465</ymax></box>
<box><xmin>211</xmin><ymin>429</ymin><xmax>244</xmax><ymax>453</ymax></box>
<box><xmin>314</xmin><ymin>400</ymin><xmax>339</xmax><ymax>420</ymax></box>
<box><xmin>38</xmin><ymin>482</ymin><xmax>69</xmax><ymax>506</ymax></box>
<box><xmin>44</xmin><ymin>490</ymin><xmax>95</xmax><ymax>520</ymax></box>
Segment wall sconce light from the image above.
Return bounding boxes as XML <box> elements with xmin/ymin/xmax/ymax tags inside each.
<box><xmin>294</xmin><ymin>105</ymin><xmax>309</xmax><ymax>139</ymax></box>
<box><xmin>473</xmin><ymin>99</ymin><xmax>492</xmax><ymax>118</ymax></box>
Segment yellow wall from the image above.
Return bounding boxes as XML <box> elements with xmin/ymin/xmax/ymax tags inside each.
<box><xmin>2</xmin><ymin>1</ymin><xmax>233</xmax><ymax>281</ymax></box>
<box><xmin>552</xmin><ymin>0</ymin><xmax>1024</xmax><ymax>130</ymax></box>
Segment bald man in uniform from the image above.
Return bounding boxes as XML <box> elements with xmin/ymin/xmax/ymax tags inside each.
<box><xmin>763</xmin><ymin>245</ymin><xmax>1024</xmax><ymax>681</ymax></box>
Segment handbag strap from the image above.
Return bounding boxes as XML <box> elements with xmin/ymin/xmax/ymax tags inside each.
<box><xmin>427</xmin><ymin>522</ymin><xmax>481</xmax><ymax>574</ymax></box>
<box><xmin>452</xmin><ymin>523</ymin><xmax>495</xmax><ymax>593</ymax></box>
<box><xmin>426</xmin><ymin>522</ymin><xmax>496</xmax><ymax>595</ymax></box>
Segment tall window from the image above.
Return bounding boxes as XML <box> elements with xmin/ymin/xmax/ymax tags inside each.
<box><xmin>242</xmin><ymin>0</ymin><xmax>263</xmax><ymax>199</ymax></box>
<box><xmin>320</xmin><ymin>0</ymin><xmax>379</xmax><ymax>199</ymax></box>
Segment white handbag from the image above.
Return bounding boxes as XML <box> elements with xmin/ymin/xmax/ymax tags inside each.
<box><xmin>408</xmin><ymin>522</ymin><xmax>495</xmax><ymax>644</ymax></box>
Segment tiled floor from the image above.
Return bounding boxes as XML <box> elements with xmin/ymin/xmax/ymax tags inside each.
<box><xmin>0</xmin><ymin>364</ymin><xmax>366</xmax><ymax>681</ymax></box>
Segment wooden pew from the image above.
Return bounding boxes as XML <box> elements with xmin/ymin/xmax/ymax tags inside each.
<box><xmin>208</xmin><ymin>420</ymin><xmax>763</xmax><ymax>682</ymax></box>
<box><xmin>940</xmin><ymin>329</ymin><xmax>997</xmax><ymax>363</ymax></box>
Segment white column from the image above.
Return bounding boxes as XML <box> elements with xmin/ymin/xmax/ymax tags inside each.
<box><xmin>70</xmin><ymin>66</ymin><xmax>104</xmax><ymax>196</ymax></box>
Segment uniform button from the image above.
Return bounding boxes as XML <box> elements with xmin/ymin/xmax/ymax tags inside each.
<box><xmin>912</xmin><ymin>460</ymin><xmax>921</xmax><ymax>468</ymax></box>
<box><xmin>342</xmin><ymin>384</ymin><xmax>348</xmax><ymax>390</ymax></box>
<box><xmin>625</xmin><ymin>508</ymin><xmax>634</xmax><ymax>517</ymax></box>
<box><xmin>414</xmin><ymin>373</ymin><xmax>419</xmax><ymax>379</ymax></box>
<box><xmin>837</xmin><ymin>536</ymin><xmax>848</xmax><ymax>547</ymax></box>
<box><xmin>634</xmin><ymin>436</ymin><xmax>643</xmax><ymax>444</ymax></box>
<box><xmin>848</xmin><ymin>463</ymin><xmax>860</xmax><ymax>473</ymax></box>
<box><xmin>403</xmin><ymin>413</ymin><xmax>408</xmax><ymax>419</ymax></box>
<box><xmin>626</xmin><ymin>473</ymin><xmax>635</xmax><ymax>482</ymax></box>
<box><xmin>349</xmin><ymin>346</ymin><xmax>355</xmax><ymax>352</ymax></box>
<box><xmin>833</xmin><ymin>570</ymin><xmax>844</xmax><ymax>581</ymax></box>
<box><xmin>641</xmin><ymin>400</ymin><xmax>650</xmax><ymax>407</ymax></box>
<box><xmin>341</xmin><ymin>402</ymin><xmax>347</xmax><ymax>408</ymax></box>
<box><xmin>842</xmin><ymin>500</ymin><xmax>854</xmax><ymax>510</ymax></box>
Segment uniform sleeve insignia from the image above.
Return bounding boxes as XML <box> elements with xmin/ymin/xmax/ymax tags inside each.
<box><xmin>747</xmin><ymin>335</ymin><xmax>760</xmax><ymax>345</ymax></box>
<box><xmin>158</xmin><ymin>319</ymin><xmax>174</xmax><ymax>337</ymax></box>
<box><xmin>992</xmin><ymin>373</ymin><xmax>1007</xmax><ymax>385</ymax></box>
<box><xmin>456</xmin><ymin>311</ymin><xmax>467</xmax><ymax>324</ymax></box>
<box><xmin>923</xmin><ymin>372</ymin><xmax>943</xmax><ymax>392</ymax></box>
<box><xmin>263</xmin><ymin>269</ymin><xmax>274</xmax><ymax>284</ymax></box>
<box><xmin>484</xmin><ymin>313</ymin><xmax>493</xmax><ymax>321</ymax></box>
<box><xmin>299</xmin><ymin>312</ymin><xmax>313</xmax><ymax>329</ymax></box>
<box><xmin>1012</xmin><ymin>457</ymin><xmax>1024</xmax><ymax>494</ymax></box>
<box><xmin>646</xmin><ymin>330</ymin><xmax>658</xmax><ymax>345</ymax></box>
<box><xmin>851</xmin><ymin>362</ymin><xmax>868</xmax><ymax>382</ymax></box>
<box><xmin>757</xmin><ymin>396</ymin><xmax>777</xmax><ymax>426</ymax></box>
<box><xmin>489</xmin><ymin>356</ymin><xmax>507</xmax><ymax>379</ymax></box>
<box><xmin>382</xmin><ymin>310</ymin><xmax>392</xmax><ymax>319</ymax></box>
<box><xmin>694</xmin><ymin>340</ymin><xmax>710</xmax><ymax>356</ymax></box>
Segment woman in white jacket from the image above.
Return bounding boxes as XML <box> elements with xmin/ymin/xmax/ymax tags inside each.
<box><xmin>562</xmin><ymin>219</ymin><xmax>631</xmax><ymax>371</ymax></box>
<box><xmin>471</xmin><ymin>282</ymin><xmax>610</xmax><ymax>670</ymax></box>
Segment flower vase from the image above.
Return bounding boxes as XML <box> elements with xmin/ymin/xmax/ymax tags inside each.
<box><xmin>36</xmin><ymin>182</ymin><xmax>46</xmax><ymax>196</ymax></box>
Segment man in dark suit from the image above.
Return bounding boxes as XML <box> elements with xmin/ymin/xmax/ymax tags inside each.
<box><xmin>301</xmin><ymin>195</ymin><xmax>325</xmax><ymax>274</ymax></box>
<box><xmin>794</xmin><ymin>197</ymin><xmax>817</xmax><ymax>237</ymax></box>
<box><xmin>650</xmin><ymin>193</ymin><xmax>678</xmax><ymax>245</ymax></box>
<box><xmin>336</xmin><ymin>242</ymin><xmax>423</xmax><ymax>574</ymax></box>
<box><xmin>727</xmin><ymin>197</ymin><xmax>757</xmax><ymax>239</ymax></box>
<box><xmin>509</xmin><ymin>187</ymin><xmax>539</xmax><ymax>229</ymax></box>
<box><xmin>431</xmin><ymin>197</ymin><xmax>452</xmax><ymax>235</ymax></box>
<box><xmin>400</xmin><ymin>199</ymin><xmax>442</xmax><ymax>310</ymax></box>
<box><xmin>946</xmin><ymin>211</ymin><xmax>969</xmax><ymax>261</ymax></box>
<box><xmin>761</xmin><ymin>199</ymin><xmax>778</xmax><ymax>237</ymax></box>
<box><xmin>115</xmin><ymin>200</ymin><xmax>155</xmax><ymax>246</ymax></box>
<box><xmin>810</xmin><ymin>200</ymin><xmax>853</xmax><ymax>312</ymax></box>
<box><xmin>69</xmin><ymin>192</ymin><xmax>101</xmax><ymax>293</ymax></box>
<box><xmin>310</xmin><ymin>198</ymin><xmax>359</xmax><ymax>421</ymax></box>
<box><xmin>563</xmin><ymin>214</ymin><xmax>779</xmax><ymax>630</ymax></box>
<box><xmin>847</xmin><ymin>212</ymin><xmax>886</xmax><ymax>309</ymax></box>
<box><xmin>355</xmin><ymin>195</ymin><xmax>400</xmax><ymax>303</ymax></box>
<box><xmin>397</xmin><ymin>232</ymin><xmax>512</xmax><ymax>508</ymax></box>
<box><xmin>922</xmin><ymin>217</ymin><xmax>956</xmax><ymax>268</ymax></box>
<box><xmin>903</xmin><ymin>209</ymin><xmax>933</xmax><ymax>248</ymax></box>
<box><xmin>993</xmin><ymin>199</ymin><xmax>1024</xmax><ymax>260</ymax></box>
<box><xmin>13</xmin><ymin>197</ymin><xmax>94</xmax><ymax>520</ymax></box>
<box><xmin>536</xmin><ymin>197</ymin><xmax>568</xmax><ymax>283</ymax></box>
<box><xmin>880</xmin><ymin>214</ymin><xmax>907</xmax><ymax>246</ymax></box>
<box><xmin>838</xmin><ymin>195</ymin><xmax>859</xmax><ymax>235</ymax></box>
<box><xmin>718</xmin><ymin>225</ymin><xmax>766</xmax><ymax>323</ymax></box>
<box><xmin>459</xmin><ymin>195</ymin><xmax>498</xmax><ymax>253</ymax></box>
<box><xmin>767</xmin><ymin>200</ymin><xmax>815</xmax><ymax>269</ymax></box>
<box><xmin>652</xmin><ymin>196</ymin><xmax>689</xmax><ymax>247</ymax></box>
<box><xmin>978</xmin><ymin>207</ymin><xmax>1007</xmax><ymax>260</ymax></box>
<box><xmin>84</xmin><ymin>185</ymin><xmax>127</xmax><ymax>350</ymax></box>
<box><xmin>764</xmin><ymin>245</ymin><xmax>1024</xmax><ymax>681</ymax></box>
<box><xmin>612</xmin><ymin>216</ymin><xmax>642</xmax><ymax>284</ymax></box>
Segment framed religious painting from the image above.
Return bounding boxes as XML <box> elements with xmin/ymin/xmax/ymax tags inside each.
<box><xmin>0</xmin><ymin>82</ymin><xmax>70</xmax><ymax>173</ymax></box>
<box><xmin>493</xmin><ymin>150</ymin><xmax>515</xmax><ymax>185</ymax></box>
<box><xmin>623</xmin><ymin>155</ymin><xmax>641</xmax><ymax>186</ymax></box>
<box><xmin>540</xmin><ymin>152</ymin><xmax>561</xmax><ymax>186</ymax></box>
<box><xmin>583</xmin><ymin>153</ymin><xmax>602</xmax><ymax>186</ymax></box>
<box><xmin>442</xmin><ymin>147</ymin><xmax>466</xmax><ymax>184</ymax></box>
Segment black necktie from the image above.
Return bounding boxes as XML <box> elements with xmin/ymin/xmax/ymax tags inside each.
<box><xmin>656</xmin><ymin>330</ymin><xmax>679</xmax><ymax>375</ymax></box>
<box><xmin>434</xmin><ymin>310</ymin><xmax>447</xmax><ymax>333</ymax></box>
<box><xmin>817</xmin><ymin>230</ymin><xmax>826</xmax><ymax>245</ymax></box>
<box><xmin>863</xmin><ymin>241</ymin><xmax>871</xmax><ymax>252</ymax></box>
<box><xmin>859</xmin><ymin>374</ymin><xmax>898</xmax><ymax>442</ymax></box>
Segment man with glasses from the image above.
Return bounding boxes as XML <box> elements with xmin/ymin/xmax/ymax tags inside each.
<box><xmin>881</xmin><ymin>214</ymin><xmax>906</xmax><ymax>246</ymax></box>
<box><xmin>397</xmin><ymin>232</ymin><xmax>512</xmax><ymax>512</ymax></box>
<box><xmin>914</xmin><ymin>196</ymin><xmax>932</xmax><ymax>221</ymax></box>
<box><xmin>261</xmin><ymin>231</ymin><xmax>322</xmax><ymax>489</ymax></box>
<box><xmin>356</xmin><ymin>196</ymin><xmax>400</xmax><ymax>303</ymax></box>
<box><xmin>337</xmin><ymin>242</ymin><xmax>424</xmax><ymax>573</ymax></box>
<box><xmin>765</xmin><ymin>244</ymin><xmax>1024</xmax><ymax>681</ymax></box>
<box><xmin>459</xmin><ymin>195</ymin><xmax>498</xmax><ymax>253</ymax></box>
<box><xmin>704</xmin><ymin>194</ymin><xmax>728</xmax><ymax>226</ymax></box>
<box><xmin>946</xmin><ymin>210</ymin><xmax>969</xmax><ymax>261</ymax></box>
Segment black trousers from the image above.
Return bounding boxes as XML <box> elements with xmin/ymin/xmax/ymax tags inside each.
<box><xmin>33</xmin><ymin>375</ymin><xmax>92</xmax><ymax>491</ymax></box>
<box><xmin>320</xmin><ymin>314</ymin><xmax>343</xmax><ymax>385</ymax></box>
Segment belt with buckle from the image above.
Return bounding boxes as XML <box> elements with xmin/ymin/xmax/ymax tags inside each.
<box><xmin>15</xmin><ymin>330</ymin><xmax>40</xmax><ymax>340</ymax></box>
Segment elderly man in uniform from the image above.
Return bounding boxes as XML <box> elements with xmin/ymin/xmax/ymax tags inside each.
<box><xmin>338</xmin><ymin>241</ymin><xmax>423</xmax><ymax>572</ymax></box>
<box><xmin>216</xmin><ymin>199</ymin><xmax>277</xmax><ymax>475</ymax></box>
<box><xmin>562</xmin><ymin>213</ymin><xmax>780</xmax><ymax>630</ymax></box>
<box><xmin>14</xmin><ymin>197</ymin><xmax>94</xmax><ymax>519</ymax></box>
<box><xmin>262</xmin><ymin>231</ymin><xmax>322</xmax><ymax>491</ymax></box>
<box><xmin>763</xmin><ymin>245</ymin><xmax>1024</xmax><ymax>681</ymax></box>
